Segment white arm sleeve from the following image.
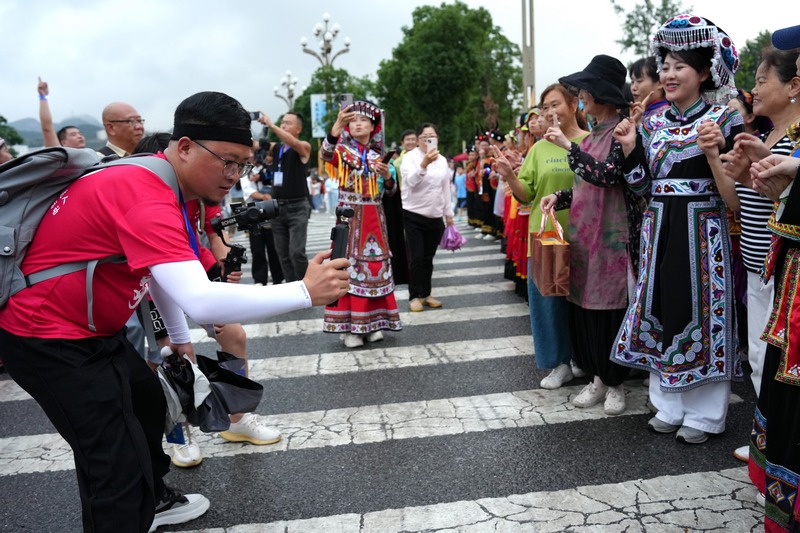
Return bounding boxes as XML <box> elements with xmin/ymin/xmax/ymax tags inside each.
<box><xmin>149</xmin><ymin>260</ymin><xmax>312</xmax><ymax>325</ymax></box>
<box><xmin>148</xmin><ymin>277</ymin><xmax>192</xmax><ymax>344</ymax></box>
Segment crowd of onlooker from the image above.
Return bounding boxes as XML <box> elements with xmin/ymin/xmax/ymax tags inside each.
<box><xmin>3</xmin><ymin>12</ymin><xmax>800</xmax><ymax>532</ymax></box>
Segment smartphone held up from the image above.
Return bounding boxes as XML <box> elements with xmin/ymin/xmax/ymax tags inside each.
<box><xmin>338</xmin><ymin>93</ymin><xmax>354</xmax><ymax>110</ymax></box>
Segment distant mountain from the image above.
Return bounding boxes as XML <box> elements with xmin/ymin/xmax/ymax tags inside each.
<box><xmin>9</xmin><ymin>117</ymin><xmax>41</xmax><ymax>133</ymax></box>
<box><xmin>60</xmin><ymin>114</ymin><xmax>102</xmax><ymax>128</ymax></box>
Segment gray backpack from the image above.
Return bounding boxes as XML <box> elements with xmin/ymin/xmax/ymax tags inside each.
<box><xmin>0</xmin><ymin>146</ymin><xmax>179</xmax><ymax>332</ymax></box>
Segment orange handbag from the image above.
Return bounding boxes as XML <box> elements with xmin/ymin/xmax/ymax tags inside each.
<box><xmin>530</xmin><ymin>211</ymin><xmax>570</xmax><ymax>297</ymax></box>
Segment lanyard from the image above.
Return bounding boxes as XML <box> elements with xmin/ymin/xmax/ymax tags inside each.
<box><xmin>178</xmin><ymin>190</ymin><xmax>201</xmax><ymax>259</ymax></box>
<box><xmin>358</xmin><ymin>143</ymin><xmax>368</xmax><ymax>172</ymax></box>
<box><xmin>277</xmin><ymin>144</ymin><xmax>288</xmax><ymax>172</ymax></box>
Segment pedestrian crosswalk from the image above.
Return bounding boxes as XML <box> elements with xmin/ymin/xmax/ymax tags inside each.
<box><xmin>0</xmin><ymin>212</ymin><xmax>764</xmax><ymax>532</ymax></box>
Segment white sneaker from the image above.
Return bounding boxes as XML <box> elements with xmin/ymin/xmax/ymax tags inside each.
<box><xmin>219</xmin><ymin>413</ymin><xmax>281</xmax><ymax>445</ymax></box>
<box><xmin>572</xmin><ymin>382</ymin><xmax>607</xmax><ymax>408</ymax></box>
<box><xmin>540</xmin><ymin>363</ymin><xmax>573</xmax><ymax>389</ymax></box>
<box><xmin>756</xmin><ymin>492</ymin><xmax>765</xmax><ymax>507</ymax></box>
<box><xmin>171</xmin><ymin>443</ymin><xmax>202</xmax><ymax>468</ymax></box>
<box><xmin>474</xmin><ymin>233</ymin><xmax>485</xmax><ymax>240</ymax></box>
<box><xmin>343</xmin><ymin>333</ymin><xmax>364</xmax><ymax>348</ymax></box>
<box><xmin>604</xmin><ymin>385</ymin><xmax>626</xmax><ymax>415</ymax></box>
<box><xmin>170</xmin><ymin>423</ymin><xmax>203</xmax><ymax>468</ymax></box>
<box><xmin>570</xmin><ymin>360</ymin><xmax>587</xmax><ymax>379</ymax></box>
<box><xmin>150</xmin><ymin>487</ymin><xmax>209</xmax><ymax>532</ymax></box>
<box><xmin>733</xmin><ymin>445</ymin><xmax>749</xmax><ymax>462</ymax></box>
<box><xmin>366</xmin><ymin>330</ymin><xmax>384</xmax><ymax>343</ymax></box>
<box><xmin>482</xmin><ymin>233</ymin><xmax>495</xmax><ymax>240</ymax></box>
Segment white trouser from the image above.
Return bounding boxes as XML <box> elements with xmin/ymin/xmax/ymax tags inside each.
<box><xmin>649</xmin><ymin>378</ymin><xmax>731</xmax><ymax>433</ymax></box>
<box><xmin>746</xmin><ymin>271</ymin><xmax>774</xmax><ymax>398</ymax></box>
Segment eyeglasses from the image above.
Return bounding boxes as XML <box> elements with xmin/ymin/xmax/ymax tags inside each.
<box><xmin>193</xmin><ymin>140</ymin><xmax>254</xmax><ymax>178</ymax></box>
<box><xmin>108</xmin><ymin>118</ymin><xmax>145</xmax><ymax>126</ymax></box>
<box><xmin>418</xmin><ymin>135</ymin><xmax>438</xmax><ymax>140</ymax></box>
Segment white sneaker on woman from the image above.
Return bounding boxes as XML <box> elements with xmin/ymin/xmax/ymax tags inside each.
<box><xmin>572</xmin><ymin>382</ymin><xmax>607</xmax><ymax>408</ymax></box>
<box><xmin>366</xmin><ymin>330</ymin><xmax>384</xmax><ymax>343</ymax></box>
<box><xmin>540</xmin><ymin>364</ymin><xmax>573</xmax><ymax>389</ymax></box>
<box><xmin>604</xmin><ymin>385</ymin><xmax>626</xmax><ymax>415</ymax></box>
<box><xmin>219</xmin><ymin>413</ymin><xmax>281</xmax><ymax>445</ymax></box>
<box><xmin>343</xmin><ymin>333</ymin><xmax>364</xmax><ymax>348</ymax></box>
<box><xmin>570</xmin><ymin>360</ymin><xmax>588</xmax><ymax>378</ymax></box>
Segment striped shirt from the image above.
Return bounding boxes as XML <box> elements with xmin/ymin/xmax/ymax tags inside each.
<box><xmin>735</xmin><ymin>134</ymin><xmax>794</xmax><ymax>273</ymax></box>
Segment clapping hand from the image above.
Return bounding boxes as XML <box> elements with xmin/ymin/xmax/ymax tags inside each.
<box><xmin>697</xmin><ymin>120</ymin><xmax>724</xmax><ymax>157</ymax></box>
<box><xmin>751</xmin><ymin>154</ymin><xmax>799</xmax><ymax>202</ymax></box>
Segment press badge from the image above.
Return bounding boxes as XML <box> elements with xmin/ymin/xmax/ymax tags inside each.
<box><xmin>273</xmin><ymin>171</ymin><xmax>284</xmax><ymax>187</ymax></box>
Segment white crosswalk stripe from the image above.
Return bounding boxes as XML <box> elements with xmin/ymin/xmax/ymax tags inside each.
<box><xmin>0</xmin><ymin>214</ymin><xmax>764</xmax><ymax>531</ymax></box>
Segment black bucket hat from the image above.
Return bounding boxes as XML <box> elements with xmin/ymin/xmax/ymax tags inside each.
<box><xmin>559</xmin><ymin>54</ymin><xmax>629</xmax><ymax>108</ymax></box>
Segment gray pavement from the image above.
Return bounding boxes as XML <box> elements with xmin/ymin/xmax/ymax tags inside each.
<box><xmin>0</xmin><ymin>211</ymin><xmax>763</xmax><ymax>532</ymax></box>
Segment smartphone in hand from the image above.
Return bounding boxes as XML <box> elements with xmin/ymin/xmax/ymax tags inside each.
<box><xmin>426</xmin><ymin>137</ymin><xmax>438</xmax><ymax>151</ymax></box>
<box><xmin>381</xmin><ymin>150</ymin><xmax>396</xmax><ymax>164</ymax></box>
<box><xmin>338</xmin><ymin>93</ymin><xmax>354</xmax><ymax>109</ymax></box>
<box><xmin>248</xmin><ymin>111</ymin><xmax>261</xmax><ymax>121</ymax></box>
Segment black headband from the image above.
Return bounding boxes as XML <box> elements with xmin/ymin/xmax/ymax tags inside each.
<box><xmin>171</xmin><ymin>123</ymin><xmax>253</xmax><ymax>147</ymax></box>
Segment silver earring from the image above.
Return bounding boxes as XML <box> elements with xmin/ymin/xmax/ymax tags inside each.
<box><xmin>792</xmin><ymin>96</ymin><xmax>798</xmax><ymax>104</ymax></box>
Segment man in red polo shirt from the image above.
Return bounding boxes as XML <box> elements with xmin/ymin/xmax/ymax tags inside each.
<box><xmin>0</xmin><ymin>91</ymin><xmax>350</xmax><ymax>533</ymax></box>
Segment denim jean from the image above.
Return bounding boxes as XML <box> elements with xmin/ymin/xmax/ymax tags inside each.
<box><xmin>528</xmin><ymin>258</ymin><xmax>572</xmax><ymax>370</ymax></box>
<box><xmin>271</xmin><ymin>199</ymin><xmax>311</xmax><ymax>281</ymax></box>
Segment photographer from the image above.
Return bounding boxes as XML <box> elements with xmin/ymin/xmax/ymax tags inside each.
<box><xmin>0</xmin><ymin>91</ymin><xmax>350</xmax><ymax>533</ymax></box>
<box><xmin>240</xmin><ymin>167</ymin><xmax>284</xmax><ymax>285</ymax></box>
<box><xmin>400</xmin><ymin>122</ymin><xmax>454</xmax><ymax>313</ymax></box>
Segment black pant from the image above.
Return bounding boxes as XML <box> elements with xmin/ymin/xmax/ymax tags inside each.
<box><xmin>249</xmin><ymin>226</ymin><xmax>284</xmax><ymax>285</ymax></box>
<box><xmin>0</xmin><ymin>328</ymin><xmax>169</xmax><ymax>533</ymax></box>
<box><xmin>403</xmin><ymin>210</ymin><xmax>445</xmax><ymax>300</ymax></box>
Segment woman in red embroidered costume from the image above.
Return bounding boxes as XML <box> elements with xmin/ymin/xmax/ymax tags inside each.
<box><xmin>320</xmin><ymin>101</ymin><xmax>402</xmax><ymax>349</ymax></box>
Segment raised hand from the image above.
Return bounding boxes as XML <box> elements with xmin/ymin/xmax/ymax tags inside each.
<box><xmin>490</xmin><ymin>145</ymin><xmax>514</xmax><ymax>177</ymax></box>
<box><xmin>613</xmin><ymin>118</ymin><xmax>637</xmax><ymax>157</ymax></box>
<box><xmin>629</xmin><ymin>91</ymin><xmax>655</xmax><ymax>125</ymax></box>
<box><xmin>37</xmin><ymin>77</ymin><xmax>49</xmax><ymax>97</ymax></box>
<box><xmin>543</xmin><ymin>111</ymin><xmax>570</xmax><ymax>150</ymax></box>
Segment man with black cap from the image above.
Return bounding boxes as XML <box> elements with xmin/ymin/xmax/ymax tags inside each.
<box><xmin>0</xmin><ymin>91</ymin><xmax>350</xmax><ymax>533</ymax></box>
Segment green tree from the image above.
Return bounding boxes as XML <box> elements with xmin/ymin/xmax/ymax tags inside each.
<box><xmin>0</xmin><ymin>116</ymin><xmax>24</xmax><ymax>157</ymax></box>
<box><xmin>374</xmin><ymin>1</ymin><xmax>522</xmax><ymax>154</ymax></box>
<box><xmin>735</xmin><ymin>30</ymin><xmax>772</xmax><ymax>95</ymax></box>
<box><xmin>610</xmin><ymin>0</ymin><xmax>690</xmax><ymax>56</ymax></box>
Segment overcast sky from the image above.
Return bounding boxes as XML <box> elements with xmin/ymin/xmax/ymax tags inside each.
<box><xmin>0</xmin><ymin>0</ymin><xmax>789</xmax><ymax>135</ymax></box>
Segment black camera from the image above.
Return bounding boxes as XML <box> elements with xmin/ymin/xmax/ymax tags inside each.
<box><xmin>210</xmin><ymin>200</ymin><xmax>279</xmax><ymax>282</ymax></box>
<box><xmin>211</xmin><ymin>200</ymin><xmax>279</xmax><ymax>235</ymax></box>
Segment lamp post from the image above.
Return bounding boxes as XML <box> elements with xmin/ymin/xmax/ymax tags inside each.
<box><xmin>300</xmin><ymin>12</ymin><xmax>351</xmax><ymax>67</ymax></box>
<box><xmin>274</xmin><ymin>70</ymin><xmax>299</xmax><ymax>110</ymax></box>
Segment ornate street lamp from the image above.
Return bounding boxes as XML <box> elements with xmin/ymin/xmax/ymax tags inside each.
<box><xmin>274</xmin><ymin>70</ymin><xmax>300</xmax><ymax>110</ymax></box>
<box><xmin>300</xmin><ymin>12</ymin><xmax>351</xmax><ymax>67</ymax></box>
